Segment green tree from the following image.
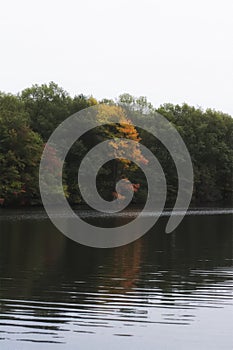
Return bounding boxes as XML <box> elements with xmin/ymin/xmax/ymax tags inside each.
<box><xmin>21</xmin><ymin>82</ymin><xmax>72</xmax><ymax>140</ymax></box>
<box><xmin>0</xmin><ymin>93</ymin><xmax>43</xmax><ymax>205</ymax></box>
<box><xmin>157</xmin><ymin>103</ymin><xmax>233</xmax><ymax>203</ymax></box>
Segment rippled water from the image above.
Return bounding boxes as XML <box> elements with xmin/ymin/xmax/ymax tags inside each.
<box><xmin>0</xmin><ymin>209</ymin><xmax>232</xmax><ymax>349</ymax></box>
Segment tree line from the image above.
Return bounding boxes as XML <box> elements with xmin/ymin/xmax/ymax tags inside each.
<box><xmin>0</xmin><ymin>82</ymin><xmax>232</xmax><ymax>207</ymax></box>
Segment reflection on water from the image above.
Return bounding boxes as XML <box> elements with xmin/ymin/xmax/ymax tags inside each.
<box><xmin>0</xmin><ymin>209</ymin><xmax>232</xmax><ymax>349</ymax></box>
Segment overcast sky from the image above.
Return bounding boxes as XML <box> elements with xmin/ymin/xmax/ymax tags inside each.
<box><xmin>1</xmin><ymin>0</ymin><xmax>233</xmax><ymax>115</ymax></box>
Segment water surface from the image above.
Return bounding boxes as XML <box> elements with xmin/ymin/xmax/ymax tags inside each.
<box><xmin>0</xmin><ymin>209</ymin><xmax>232</xmax><ymax>349</ymax></box>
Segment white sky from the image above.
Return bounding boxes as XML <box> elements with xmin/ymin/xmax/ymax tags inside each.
<box><xmin>1</xmin><ymin>0</ymin><xmax>233</xmax><ymax>115</ymax></box>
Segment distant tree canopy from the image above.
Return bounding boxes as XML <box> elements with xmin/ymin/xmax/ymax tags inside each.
<box><xmin>0</xmin><ymin>82</ymin><xmax>232</xmax><ymax>206</ymax></box>
<box><xmin>0</xmin><ymin>93</ymin><xmax>43</xmax><ymax>204</ymax></box>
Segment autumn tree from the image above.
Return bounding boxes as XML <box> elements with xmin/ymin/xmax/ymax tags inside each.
<box><xmin>93</xmin><ymin>104</ymin><xmax>148</xmax><ymax>201</ymax></box>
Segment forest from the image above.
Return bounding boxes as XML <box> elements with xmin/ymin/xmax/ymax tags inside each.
<box><xmin>0</xmin><ymin>82</ymin><xmax>232</xmax><ymax>207</ymax></box>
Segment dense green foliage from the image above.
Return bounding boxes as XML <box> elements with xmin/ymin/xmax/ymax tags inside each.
<box><xmin>0</xmin><ymin>83</ymin><xmax>232</xmax><ymax>206</ymax></box>
<box><xmin>0</xmin><ymin>93</ymin><xmax>43</xmax><ymax>205</ymax></box>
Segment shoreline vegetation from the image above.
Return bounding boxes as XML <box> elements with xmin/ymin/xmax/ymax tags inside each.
<box><xmin>0</xmin><ymin>202</ymin><xmax>232</xmax><ymax>210</ymax></box>
<box><xmin>0</xmin><ymin>82</ymin><xmax>232</xmax><ymax>208</ymax></box>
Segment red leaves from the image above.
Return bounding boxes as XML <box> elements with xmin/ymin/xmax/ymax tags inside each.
<box><xmin>112</xmin><ymin>180</ymin><xmax>140</xmax><ymax>200</ymax></box>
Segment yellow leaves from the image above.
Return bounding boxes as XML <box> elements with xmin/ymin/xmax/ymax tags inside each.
<box><xmin>109</xmin><ymin>140</ymin><xmax>119</xmax><ymax>150</ymax></box>
<box><xmin>88</xmin><ymin>97</ymin><xmax>98</xmax><ymax>106</ymax></box>
<box><xmin>116</xmin><ymin>124</ymin><xmax>141</xmax><ymax>141</ymax></box>
<box><xmin>97</xmin><ymin>104</ymin><xmax>126</xmax><ymax>124</ymax></box>
<box><xmin>96</xmin><ymin>104</ymin><xmax>148</xmax><ymax>170</ymax></box>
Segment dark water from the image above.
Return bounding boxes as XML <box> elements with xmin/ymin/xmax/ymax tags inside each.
<box><xmin>0</xmin><ymin>209</ymin><xmax>232</xmax><ymax>349</ymax></box>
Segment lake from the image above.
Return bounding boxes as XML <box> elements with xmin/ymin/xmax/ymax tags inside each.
<box><xmin>0</xmin><ymin>208</ymin><xmax>232</xmax><ymax>349</ymax></box>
